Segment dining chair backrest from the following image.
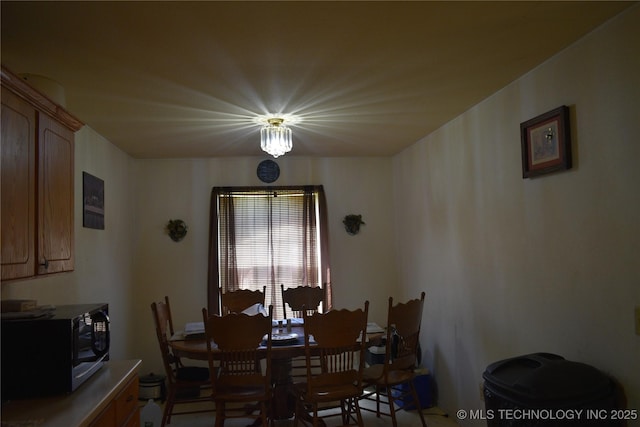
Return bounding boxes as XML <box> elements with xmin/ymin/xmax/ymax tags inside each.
<box><xmin>281</xmin><ymin>284</ymin><xmax>324</xmax><ymax>319</ymax></box>
<box><xmin>202</xmin><ymin>306</ymin><xmax>273</xmax><ymax>388</ymax></box>
<box><xmin>153</xmin><ymin>295</ymin><xmax>175</xmax><ymax>338</ymax></box>
<box><xmin>359</xmin><ymin>292</ymin><xmax>427</xmax><ymax>427</ymax></box>
<box><xmin>202</xmin><ymin>307</ymin><xmax>273</xmax><ymax>427</ymax></box>
<box><xmin>151</xmin><ymin>298</ymin><xmax>179</xmax><ymax>383</ymax></box>
<box><xmin>221</xmin><ymin>286</ymin><xmax>266</xmax><ymax>314</ymax></box>
<box><xmin>384</xmin><ymin>292</ymin><xmax>425</xmax><ymax>374</ymax></box>
<box><xmin>152</xmin><ymin>297</ymin><xmax>214</xmax><ymax>426</ymax></box>
<box><xmin>302</xmin><ymin>301</ymin><xmax>369</xmax><ymax>393</ymax></box>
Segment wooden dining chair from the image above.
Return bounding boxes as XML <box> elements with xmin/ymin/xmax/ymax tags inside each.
<box><xmin>202</xmin><ymin>306</ymin><xmax>274</xmax><ymax>427</ymax></box>
<box><xmin>294</xmin><ymin>301</ymin><xmax>369</xmax><ymax>427</ymax></box>
<box><xmin>221</xmin><ymin>286</ymin><xmax>266</xmax><ymax>314</ymax></box>
<box><xmin>359</xmin><ymin>292</ymin><xmax>427</xmax><ymax>427</ymax></box>
<box><xmin>151</xmin><ymin>297</ymin><xmax>214</xmax><ymax>427</ymax></box>
<box><xmin>281</xmin><ymin>284</ymin><xmax>325</xmax><ymax>384</ymax></box>
<box><xmin>281</xmin><ymin>284</ymin><xmax>325</xmax><ymax>319</ymax></box>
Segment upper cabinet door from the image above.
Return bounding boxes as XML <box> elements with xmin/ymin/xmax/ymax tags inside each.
<box><xmin>1</xmin><ymin>66</ymin><xmax>82</xmax><ymax>281</ymax></box>
<box><xmin>38</xmin><ymin>112</ymin><xmax>74</xmax><ymax>275</ymax></box>
<box><xmin>1</xmin><ymin>87</ymin><xmax>36</xmax><ymax>280</ymax></box>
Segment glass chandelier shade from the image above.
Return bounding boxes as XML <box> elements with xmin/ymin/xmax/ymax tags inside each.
<box><xmin>260</xmin><ymin>118</ymin><xmax>292</xmax><ymax>158</ymax></box>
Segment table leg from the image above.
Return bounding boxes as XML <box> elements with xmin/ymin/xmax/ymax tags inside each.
<box><xmin>271</xmin><ymin>357</ymin><xmax>295</xmax><ymax>420</ymax></box>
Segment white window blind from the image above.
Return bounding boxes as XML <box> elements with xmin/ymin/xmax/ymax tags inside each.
<box><xmin>217</xmin><ymin>188</ymin><xmax>323</xmax><ymax>319</ymax></box>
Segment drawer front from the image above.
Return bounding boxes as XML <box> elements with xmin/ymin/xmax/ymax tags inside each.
<box><xmin>115</xmin><ymin>376</ymin><xmax>139</xmax><ymax>426</ymax></box>
<box><xmin>122</xmin><ymin>406</ymin><xmax>140</xmax><ymax>427</ymax></box>
<box><xmin>89</xmin><ymin>402</ymin><xmax>115</xmax><ymax>427</ymax></box>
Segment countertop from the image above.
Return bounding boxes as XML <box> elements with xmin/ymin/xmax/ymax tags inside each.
<box><xmin>1</xmin><ymin>359</ymin><xmax>141</xmax><ymax>427</ymax></box>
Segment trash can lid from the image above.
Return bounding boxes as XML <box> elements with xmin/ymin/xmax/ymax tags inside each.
<box><xmin>483</xmin><ymin>353</ymin><xmax>612</xmax><ymax>403</ymax></box>
<box><xmin>139</xmin><ymin>373</ymin><xmax>166</xmax><ymax>384</ymax></box>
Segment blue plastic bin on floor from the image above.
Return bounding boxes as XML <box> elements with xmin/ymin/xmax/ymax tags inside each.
<box><xmin>395</xmin><ymin>373</ymin><xmax>433</xmax><ymax>410</ymax></box>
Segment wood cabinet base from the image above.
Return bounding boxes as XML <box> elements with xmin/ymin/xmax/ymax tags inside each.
<box><xmin>1</xmin><ymin>360</ymin><xmax>141</xmax><ymax>427</ymax></box>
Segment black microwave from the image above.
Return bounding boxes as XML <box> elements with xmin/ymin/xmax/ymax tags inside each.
<box><xmin>1</xmin><ymin>303</ymin><xmax>110</xmax><ymax>400</ymax></box>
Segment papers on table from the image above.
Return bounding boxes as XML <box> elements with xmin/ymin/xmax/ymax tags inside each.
<box><xmin>366</xmin><ymin>322</ymin><xmax>385</xmax><ymax>334</ymax></box>
<box><xmin>269</xmin><ymin>319</ymin><xmax>383</xmax><ymax>333</ymax></box>
<box><xmin>242</xmin><ymin>303</ymin><xmax>269</xmax><ymax>316</ymax></box>
<box><xmin>185</xmin><ymin>321</ymin><xmax>204</xmax><ymax>334</ymax></box>
<box><xmin>272</xmin><ymin>318</ymin><xmax>304</xmax><ymax>327</ymax></box>
<box><xmin>183</xmin><ymin>321</ymin><xmax>205</xmax><ymax>340</ymax></box>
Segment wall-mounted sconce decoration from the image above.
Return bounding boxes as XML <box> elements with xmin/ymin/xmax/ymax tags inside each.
<box><xmin>343</xmin><ymin>214</ymin><xmax>365</xmax><ymax>235</ymax></box>
<box><xmin>167</xmin><ymin>219</ymin><xmax>188</xmax><ymax>242</ymax></box>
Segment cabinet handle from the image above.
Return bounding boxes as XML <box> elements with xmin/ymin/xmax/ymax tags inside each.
<box><xmin>40</xmin><ymin>259</ymin><xmax>49</xmax><ymax>269</ymax></box>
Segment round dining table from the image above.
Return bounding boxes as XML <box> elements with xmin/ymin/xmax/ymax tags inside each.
<box><xmin>170</xmin><ymin>324</ymin><xmax>307</xmax><ymax>420</ymax></box>
<box><xmin>170</xmin><ymin>324</ymin><xmax>307</xmax><ymax>360</ymax></box>
<box><xmin>169</xmin><ymin>322</ymin><xmax>384</xmax><ymax>421</ymax></box>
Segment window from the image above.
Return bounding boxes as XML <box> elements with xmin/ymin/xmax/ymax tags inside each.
<box><xmin>207</xmin><ymin>186</ymin><xmax>331</xmax><ymax>318</ymax></box>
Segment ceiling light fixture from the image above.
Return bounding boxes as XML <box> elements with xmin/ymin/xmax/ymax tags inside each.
<box><xmin>260</xmin><ymin>117</ymin><xmax>292</xmax><ymax>158</ymax></box>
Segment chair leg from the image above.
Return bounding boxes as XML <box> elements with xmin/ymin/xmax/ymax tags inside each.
<box><xmin>375</xmin><ymin>385</ymin><xmax>382</xmax><ymax>417</ymax></box>
<box><xmin>341</xmin><ymin>399</ymin><xmax>351</xmax><ymax>425</ymax></box>
<box><xmin>408</xmin><ymin>380</ymin><xmax>428</xmax><ymax>427</ymax></box>
<box><xmin>162</xmin><ymin>390</ymin><xmax>175</xmax><ymax>427</ymax></box>
<box><xmin>337</xmin><ymin>397</ymin><xmax>364</xmax><ymax>427</ymax></box>
<box><xmin>293</xmin><ymin>396</ymin><xmax>301</xmax><ymax>427</ymax></box>
<box><xmin>294</xmin><ymin>398</ymin><xmax>312</xmax><ymax>427</ymax></box>
<box><xmin>354</xmin><ymin>398</ymin><xmax>365</xmax><ymax>427</ymax></box>
<box><xmin>386</xmin><ymin>385</ymin><xmax>399</xmax><ymax>427</ymax></box>
<box><xmin>260</xmin><ymin>400</ymin><xmax>268</xmax><ymax>427</ymax></box>
<box><xmin>215</xmin><ymin>401</ymin><xmax>225</xmax><ymax>427</ymax></box>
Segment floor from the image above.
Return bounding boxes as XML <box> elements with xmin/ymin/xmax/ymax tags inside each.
<box><xmin>147</xmin><ymin>399</ymin><xmax>460</xmax><ymax>427</ymax></box>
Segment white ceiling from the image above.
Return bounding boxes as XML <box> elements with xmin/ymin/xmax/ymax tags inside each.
<box><xmin>1</xmin><ymin>1</ymin><xmax>634</xmax><ymax>158</ymax></box>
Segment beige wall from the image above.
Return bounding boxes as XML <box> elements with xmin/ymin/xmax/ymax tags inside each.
<box><xmin>392</xmin><ymin>6</ymin><xmax>640</xmax><ymax>425</ymax></box>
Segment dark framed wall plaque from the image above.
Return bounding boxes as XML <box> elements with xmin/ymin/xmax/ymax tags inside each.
<box><xmin>82</xmin><ymin>172</ymin><xmax>105</xmax><ymax>229</ymax></box>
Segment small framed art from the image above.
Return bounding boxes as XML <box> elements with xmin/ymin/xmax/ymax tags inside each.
<box><xmin>82</xmin><ymin>172</ymin><xmax>105</xmax><ymax>229</ymax></box>
<box><xmin>520</xmin><ymin>105</ymin><xmax>571</xmax><ymax>178</ymax></box>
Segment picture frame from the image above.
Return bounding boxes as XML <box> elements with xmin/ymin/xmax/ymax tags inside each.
<box><xmin>82</xmin><ymin>172</ymin><xmax>105</xmax><ymax>229</ymax></box>
<box><xmin>520</xmin><ymin>105</ymin><xmax>571</xmax><ymax>178</ymax></box>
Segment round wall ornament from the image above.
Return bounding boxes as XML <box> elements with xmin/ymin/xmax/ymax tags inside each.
<box><xmin>257</xmin><ymin>159</ymin><xmax>280</xmax><ymax>183</ymax></box>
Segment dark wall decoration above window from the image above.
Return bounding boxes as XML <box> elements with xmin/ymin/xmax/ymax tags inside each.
<box><xmin>82</xmin><ymin>172</ymin><xmax>104</xmax><ymax>229</ymax></box>
<box><xmin>520</xmin><ymin>105</ymin><xmax>572</xmax><ymax>178</ymax></box>
<box><xmin>256</xmin><ymin>159</ymin><xmax>280</xmax><ymax>183</ymax></box>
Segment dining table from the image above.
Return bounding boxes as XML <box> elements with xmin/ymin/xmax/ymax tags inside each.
<box><xmin>171</xmin><ymin>321</ymin><xmax>309</xmax><ymax>420</ymax></box>
<box><xmin>169</xmin><ymin>319</ymin><xmax>385</xmax><ymax>421</ymax></box>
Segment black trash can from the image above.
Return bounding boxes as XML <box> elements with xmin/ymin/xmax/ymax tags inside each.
<box><xmin>483</xmin><ymin>353</ymin><xmax>619</xmax><ymax>427</ymax></box>
<box><xmin>139</xmin><ymin>373</ymin><xmax>167</xmax><ymax>402</ymax></box>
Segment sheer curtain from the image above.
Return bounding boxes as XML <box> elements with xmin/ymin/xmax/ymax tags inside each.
<box><xmin>208</xmin><ymin>186</ymin><xmax>331</xmax><ymax>318</ymax></box>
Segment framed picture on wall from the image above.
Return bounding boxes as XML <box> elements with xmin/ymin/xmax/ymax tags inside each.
<box><xmin>82</xmin><ymin>172</ymin><xmax>105</xmax><ymax>229</ymax></box>
<box><xmin>520</xmin><ymin>105</ymin><xmax>571</xmax><ymax>178</ymax></box>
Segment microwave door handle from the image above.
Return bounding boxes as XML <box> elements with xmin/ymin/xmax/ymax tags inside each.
<box><xmin>91</xmin><ymin>311</ymin><xmax>110</xmax><ymax>357</ymax></box>
<box><xmin>74</xmin><ymin>353</ymin><xmax>108</xmax><ymax>379</ymax></box>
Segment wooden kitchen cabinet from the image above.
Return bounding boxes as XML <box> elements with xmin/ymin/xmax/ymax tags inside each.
<box><xmin>90</xmin><ymin>376</ymin><xmax>140</xmax><ymax>427</ymax></box>
<box><xmin>115</xmin><ymin>376</ymin><xmax>140</xmax><ymax>427</ymax></box>
<box><xmin>2</xmin><ymin>360</ymin><xmax>142</xmax><ymax>427</ymax></box>
<box><xmin>1</xmin><ymin>86</ymin><xmax>36</xmax><ymax>279</ymax></box>
<box><xmin>37</xmin><ymin>109</ymin><xmax>75</xmax><ymax>274</ymax></box>
<box><xmin>90</xmin><ymin>404</ymin><xmax>116</xmax><ymax>427</ymax></box>
<box><xmin>1</xmin><ymin>66</ymin><xmax>82</xmax><ymax>281</ymax></box>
